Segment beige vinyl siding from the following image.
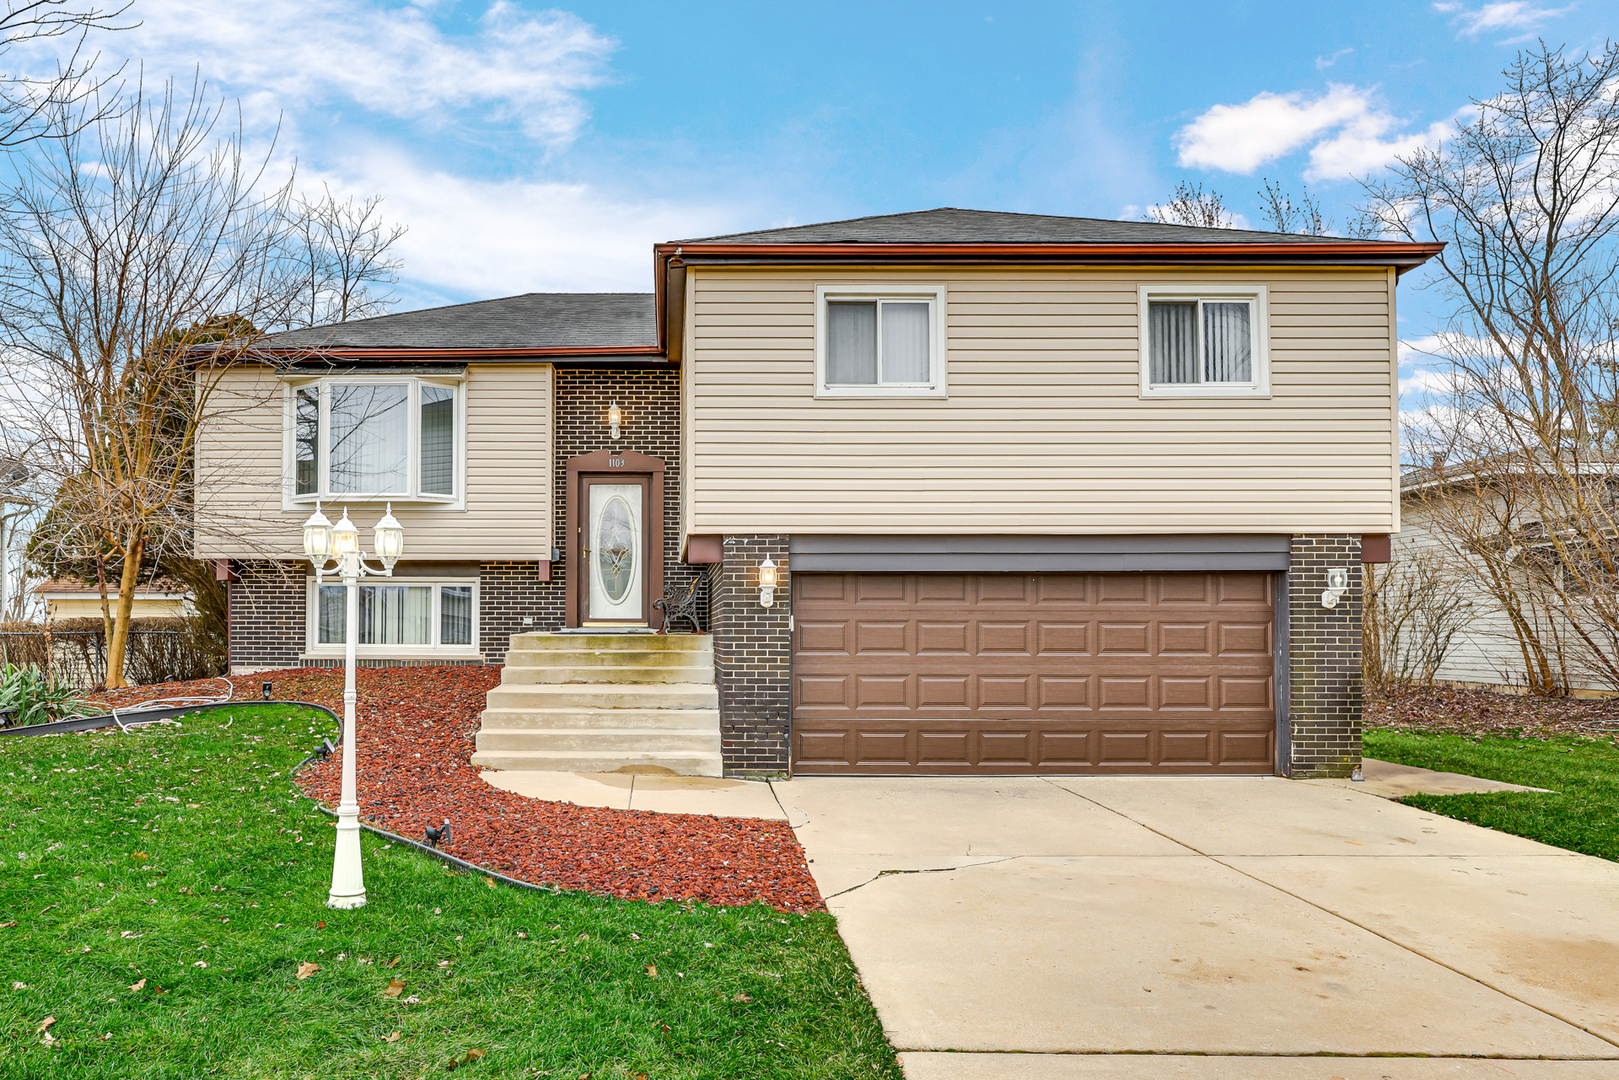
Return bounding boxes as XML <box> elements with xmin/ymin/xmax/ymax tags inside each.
<box><xmin>196</xmin><ymin>363</ymin><xmax>551</xmax><ymax>560</ymax></box>
<box><xmin>684</xmin><ymin>265</ymin><xmax>1399</xmax><ymax>536</ymax></box>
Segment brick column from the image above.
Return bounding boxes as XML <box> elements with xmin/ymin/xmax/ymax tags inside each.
<box><xmin>1288</xmin><ymin>535</ymin><xmax>1363</xmax><ymax>778</ymax></box>
<box><xmin>478</xmin><ymin>561</ymin><xmax>555</xmax><ymax>663</ymax></box>
<box><xmin>707</xmin><ymin>535</ymin><xmax>791</xmax><ymax>778</ymax></box>
<box><xmin>227</xmin><ymin>560</ymin><xmax>307</xmax><ymax>673</ymax></box>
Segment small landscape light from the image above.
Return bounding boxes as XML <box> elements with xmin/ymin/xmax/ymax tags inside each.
<box><xmin>261</xmin><ymin>681</ymin><xmax>272</xmax><ymax>702</ymax></box>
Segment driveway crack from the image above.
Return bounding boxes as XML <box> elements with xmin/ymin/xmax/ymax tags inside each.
<box><xmin>822</xmin><ymin>857</ymin><xmax>1020</xmax><ymax>900</ymax></box>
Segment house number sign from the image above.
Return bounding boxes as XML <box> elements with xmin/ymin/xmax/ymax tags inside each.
<box><xmin>608</xmin><ymin>457</ymin><xmax>625</xmax><ymax>468</ymax></box>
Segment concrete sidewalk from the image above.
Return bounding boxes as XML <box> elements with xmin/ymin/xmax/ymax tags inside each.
<box><xmin>774</xmin><ymin>776</ymin><xmax>1619</xmax><ymax>1078</ymax></box>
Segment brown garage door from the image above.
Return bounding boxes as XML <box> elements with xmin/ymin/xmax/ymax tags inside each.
<box><xmin>791</xmin><ymin>572</ymin><xmax>1276</xmax><ymax>775</ymax></box>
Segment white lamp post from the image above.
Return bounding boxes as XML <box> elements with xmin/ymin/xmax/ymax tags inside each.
<box><xmin>302</xmin><ymin>501</ymin><xmax>403</xmax><ymax>909</ymax></box>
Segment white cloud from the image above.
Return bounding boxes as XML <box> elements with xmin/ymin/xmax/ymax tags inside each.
<box><xmin>309</xmin><ymin>151</ymin><xmax>746</xmax><ymax>299</ymax></box>
<box><xmin>1175</xmin><ymin>85</ymin><xmax>1457</xmax><ymax>181</ymax></box>
<box><xmin>1433</xmin><ymin>2</ymin><xmax>1571</xmax><ymax>38</ymax></box>
<box><xmin>1315</xmin><ymin>48</ymin><xmax>1353</xmax><ymax>71</ymax></box>
<box><xmin>1399</xmin><ymin>368</ymin><xmax>1456</xmax><ymax>396</ymax></box>
<box><xmin>104</xmin><ymin>0</ymin><xmax>617</xmax><ymax>145</ymax></box>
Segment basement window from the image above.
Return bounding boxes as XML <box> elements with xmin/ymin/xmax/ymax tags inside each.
<box><xmin>305</xmin><ymin>579</ymin><xmax>479</xmax><ymax>657</ymax></box>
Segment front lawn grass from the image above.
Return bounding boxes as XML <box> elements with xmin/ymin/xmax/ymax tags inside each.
<box><xmin>1364</xmin><ymin>727</ymin><xmax>1619</xmax><ymax>861</ymax></box>
<box><xmin>0</xmin><ymin>705</ymin><xmax>899</xmax><ymax>1079</ymax></box>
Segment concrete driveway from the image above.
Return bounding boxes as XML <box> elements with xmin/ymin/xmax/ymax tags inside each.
<box><xmin>775</xmin><ymin>776</ymin><xmax>1619</xmax><ymax>1079</ymax></box>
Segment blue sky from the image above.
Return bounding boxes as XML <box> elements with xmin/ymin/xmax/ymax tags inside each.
<box><xmin>28</xmin><ymin>0</ymin><xmax>1619</xmax><ymax>396</ymax></box>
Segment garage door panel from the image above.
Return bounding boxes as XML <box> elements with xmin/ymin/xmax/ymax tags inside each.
<box><xmin>793</xmin><ymin>572</ymin><xmax>1275</xmax><ymax>775</ymax></box>
<box><xmin>1036</xmin><ymin>622</ymin><xmax>1090</xmax><ymax>655</ymax></box>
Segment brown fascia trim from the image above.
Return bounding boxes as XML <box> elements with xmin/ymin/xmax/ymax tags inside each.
<box><xmin>250</xmin><ymin>345</ymin><xmax>668</xmax><ymax>364</ymax></box>
<box><xmin>655</xmin><ymin>240</ymin><xmax>1444</xmax><ymax>272</ymax></box>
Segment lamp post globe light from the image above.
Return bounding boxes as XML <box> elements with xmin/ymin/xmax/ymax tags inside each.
<box><xmin>301</xmin><ymin>502</ymin><xmax>403</xmax><ymax>909</ymax></box>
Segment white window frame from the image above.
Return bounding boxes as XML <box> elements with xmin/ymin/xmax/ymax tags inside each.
<box><xmin>282</xmin><ymin>373</ymin><xmax>467</xmax><ymax>509</ymax></box>
<box><xmin>815</xmin><ymin>284</ymin><xmax>948</xmax><ymax>398</ymax></box>
<box><xmin>1138</xmin><ymin>284</ymin><xmax>1270</xmax><ymax>399</ymax></box>
<box><xmin>303</xmin><ymin>577</ymin><xmax>481</xmax><ymax>659</ymax></box>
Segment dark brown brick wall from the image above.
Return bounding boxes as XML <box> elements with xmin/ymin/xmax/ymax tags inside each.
<box><xmin>227</xmin><ymin>561</ymin><xmax>306</xmax><ymax>672</ymax></box>
<box><xmin>707</xmin><ymin>535</ymin><xmax>790</xmax><ymax>778</ymax></box>
<box><xmin>1288</xmin><ymin>534</ymin><xmax>1363</xmax><ymax>778</ymax></box>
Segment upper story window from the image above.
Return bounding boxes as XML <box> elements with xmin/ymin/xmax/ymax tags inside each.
<box><xmin>1138</xmin><ymin>285</ymin><xmax>1269</xmax><ymax>398</ymax></box>
<box><xmin>816</xmin><ymin>284</ymin><xmax>947</xmax><ymax>398</ymax></box>
<box><xmin>287</xmin><ymin>375</ymin><xmax>464</xmax><ymax>503</ymax></box>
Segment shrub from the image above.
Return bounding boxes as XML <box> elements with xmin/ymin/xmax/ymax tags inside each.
<box><xmin>0</xmin><ymin>663</ymin><xmax>93</xmax><ymax>727</ymax></box>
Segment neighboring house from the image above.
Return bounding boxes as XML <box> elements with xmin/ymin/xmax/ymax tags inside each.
<box><xmin>36</xmin><ymin>579</ymin><xmax>194</xmax><ymax>623</ymax></box>
<box><xmin>1394</xmin><ymin>472</ymin><xmax>1617</xmax><ymax>695</ymax></box>
<box><xmin>194</xmin><ymin>208</ymin><xmax>1438</xmax><ymax>778</ymax></box>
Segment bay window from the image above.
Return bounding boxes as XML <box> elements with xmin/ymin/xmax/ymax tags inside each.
<box><xmin>1138</xmin><ymin>286</ymin><xmax>1269</xmax><ymax>398</ymax></box>
<box><xmin>287</xmin><ymin>376</ymin><xmax>463</xmax><ymax>502</ymax></box>
<box><xmin>307</xmin><ymin>579</ymin><xmax>478</xmax><ymax>656</ymax></box>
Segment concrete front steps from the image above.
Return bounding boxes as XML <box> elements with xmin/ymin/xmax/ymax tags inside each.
<box><xmin>470</xmin><ymin>632</ymin><xmax>721</xmax><ymax>776</ymax></box>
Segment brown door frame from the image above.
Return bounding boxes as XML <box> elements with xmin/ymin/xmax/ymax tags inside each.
<box><xmin>565</xmin><ymin>449</ymin><xmax>665</xmax><ymax>629</ymax></box>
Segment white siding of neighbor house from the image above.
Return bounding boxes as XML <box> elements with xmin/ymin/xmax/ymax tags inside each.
<box><xmin>1392</xmin><ymin>499</ymin><xmax>1612</xmax><ymax>693</ymax></box>
<box><xmin>682</xmin><ymin>265</ymin><xmax>1401</xmax><ymax>538</ymax></box>
<box><xmin>195</xmin><ymin>363</ymin><xmax>552</xmax><ymax>560</ymax></box>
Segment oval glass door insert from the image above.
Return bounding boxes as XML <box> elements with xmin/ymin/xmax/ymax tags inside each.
<box><xmin>597</xmin><ymin>495</ymin><xmax>635</xmax><ymax>603</ymax></box>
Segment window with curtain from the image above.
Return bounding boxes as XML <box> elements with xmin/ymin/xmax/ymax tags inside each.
<box><xmin>1144</xmin><ymin>294</ymin><xmax>1261</xmax><ymax>392</ymax></box>
<box><xmin>821</xmin><ymin>291</ymin><xmax>942</xmax><ymax>394</ymax></box>
<box><xmin>288</xmin><ymin>377</ymin><xmax>461</xmax><ymax>500</ymax></box>
<box><xmin>315</xmin><ymin>581</ymin><xmax>477</xmax><ymax>652</ymax></box>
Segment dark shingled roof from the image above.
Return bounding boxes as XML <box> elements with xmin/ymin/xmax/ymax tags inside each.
<box><xmin>262</xmin><ymin>292</ymin><xmax>656</xmax><ymax>351</ymax></box>
<box><xmin>681</xmin><ymin>207</ymin><xmax>1365</xmax><ymax>246</ymax></box>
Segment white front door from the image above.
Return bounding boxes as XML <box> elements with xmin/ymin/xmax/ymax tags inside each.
<box><xmin>587</xmin><ymin>482</ymin><xmax>644</xmax><ymax>621</ymax></box>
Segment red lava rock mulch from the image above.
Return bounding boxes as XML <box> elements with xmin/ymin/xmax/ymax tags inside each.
<box><xmin>92</xmin><ymin>667</ymin><xmax>824</xmax><ymax>913</ymax></box>
<box><xmin>1368</xmin><ymin>685</ymin><xmax>1619</xmax><ymax>742</ymax></box>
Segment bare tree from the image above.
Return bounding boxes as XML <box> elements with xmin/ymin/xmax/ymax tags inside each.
<box><xmin>1143</xmin><ymin>182</ymin><xmax>1235</xmax><ymax>228</ymax></box>
<box><xmin>1361</xmin><ymin>40</ymin><xmax>1619</xmax><ymax>693</ymax></box>
<box><xmin>287</xmin><ymin>184</ymin><xmax>405</xmax><ymax>328</ymax></box>
<box><xmin>1258</xmin><ymin>178</ymin><xmax>1330</xmax><ymax>235</ymax></box>
<box><xmin>0</xmin><ymin>77</ymin><xmax>315</xmax><ymax>687</ymax></box>
<box><xmin>0</xmin><ymin>0</ymin><xmax>134</xmax><ymax>148</ymax></box>
<box><xmin>1363</xmin><ymin>552</ymin><xmax>1475</xmax><ymax>693</ymax></box>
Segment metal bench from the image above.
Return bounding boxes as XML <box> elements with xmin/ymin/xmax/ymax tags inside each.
<box><xmin>653</xmin><ymin>579</ymin><xmax>704</xmax><ymax>633</ymax></box>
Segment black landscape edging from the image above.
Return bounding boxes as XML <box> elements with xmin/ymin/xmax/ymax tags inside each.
<box><xmin>0</xmin><ymin>699</ymin><xmax>340</xmax><ymax>737</ymax></box>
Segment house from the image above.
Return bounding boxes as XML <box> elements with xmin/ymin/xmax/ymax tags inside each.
<box><xmin>1391</xmin><ymin>468</ymin><xmax>1618</xmax><ymax>696</ymax></box>
<box><xmin>36</xmin><ymin>579</ymin><xmax>194</xmax><ymax>623</ymax></box>
<box><xmin>194</xmin><ymin>208</ymin><xmax>1439</xmax><ymax>779</ymax></box>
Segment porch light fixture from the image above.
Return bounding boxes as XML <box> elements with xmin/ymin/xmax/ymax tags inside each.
<box><xmin>298</xmin><ymin>503</ymin><xmax>407</xmax><ymax>910</ymax></box>
<box><xmin>758</xmin><ymin>557</ymin><xmax>779</xmax><ymax>608</ymax></box>
<box><xmin>1321</xmin><ymin>567</ymin><xmax>1349</xmax><ymax>609</ymax></box>
<box><xmin>607</xmin><ymin>402</ymin><xmax>623</xmax><ymax>440</ymax></box>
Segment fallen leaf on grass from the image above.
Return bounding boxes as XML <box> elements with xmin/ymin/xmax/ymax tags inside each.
<box><xmin>128</xmin><ymin>978</ymin><xmax>146</xmax><ymax>992</ymax></box>
<box><xmin>40</xmin><ymin>1031</ymin><xmax>54</xmax><ymax>1047</ymax></box>
<box><xmin>732</xmin><ymin>992</ymin><xmax>752</xmax><ymax>1003</ymax></box>
<box><xmin>384</xmin><ymin>1030</ymin><xmax>402</xmax><ymax>1043</ymax></box>
<box><xmin>386</xmin><ymin>956</ymin><xmax>401</xmax><ymax>969</ymax></box>
<box><xmin>644</xmin><ymin>964</ymin><xmax>657</xmax><ymax>978</ymax></box>
<box><xmin>447</xmin><ymin>1048</ymin><xmax>485</xmax><ymax>1070</ymax></box>
<box><xmin>296</xmin><ymin>961</ymin><xmax>320</xmax><ymax>980</ymax></box>
<box><xmin>0</xmin><ymin>921</ymin><xmax>16</xmax><ymax>929</ymax></box>
<box><xmin>119</xmin><ymin>931</ymin><xmax>142</xmax><ymax>939</ymax></box>
<box><xmin>10</xmin><ymin>982</ymin><xmax>24</xmax><ymax>990</ymax></box>
<box><xmin>36</xmin><ymin>1017</ymin><xmax>54</xmax><ymax>1033</ymax></box>
<box><xmin>382</xmin><ymin>978</ymin><xmax>407</xmax><ymax>998</ymax></box>
<box><xmin>186</xmin><ymin>803</ymin><xmax>201</xmax><ymax>809</ymax></box>
<box><xmin>484</xmin><ymin>876</ymin><xmax>496</xmax><ymax>889</ymax></box>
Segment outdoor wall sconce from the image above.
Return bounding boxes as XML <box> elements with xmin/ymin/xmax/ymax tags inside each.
<box><xmin>607</xmin><ymin>402</ymin><xmax>623</xmax><ymax>440</ymax></box>
<box><xmin>1321</xmin><ymin>567</ymin><xmax>1349</xmax><ymax>609</ymax></box>
<box><xmin>758</xmin><ymin>557</ymin><xmax>779</xmax><ymax>608</ymax></box>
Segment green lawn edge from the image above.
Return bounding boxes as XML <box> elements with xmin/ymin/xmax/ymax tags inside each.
<box><xmin>1363</xmin><ymin>727</ymin><xmax>1619</xmax><ymax>862</ymax></box>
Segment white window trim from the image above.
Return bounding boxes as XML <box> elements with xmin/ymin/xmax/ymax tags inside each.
<box><xmin>815</xmin><ymin>284</ymin><xmax>948</xmax><ymax>398</ymax></box>
<box><xmin>303</xmin><ymin>577</ymin><xmax>481</xmax><ymax>659</ymax></box>
<box><xmin>281</xmin><ymin>373</ymin><xmax>468</xmax><ymax>510</ymax></box>
<box><xmin>1138</xmin><ymin>284</ymin><xmax>1270</xmax><ymax>399</ymax></box>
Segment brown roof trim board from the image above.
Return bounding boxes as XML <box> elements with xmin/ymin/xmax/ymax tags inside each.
<box><xmin>655</xmin><ymin>240</ymin><xmax>1444</xmax><ymax>271</ymax></box>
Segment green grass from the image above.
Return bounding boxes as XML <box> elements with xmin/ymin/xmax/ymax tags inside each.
<box><xmin>1364</xmin><ymin>727</ymin><xmax>1619</xmax><ymax>861</ymax></box>
<box><xmin>0</xmin><ymin>706</ymin><xmax>899</xmax><ymax>1079</ymax></box>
